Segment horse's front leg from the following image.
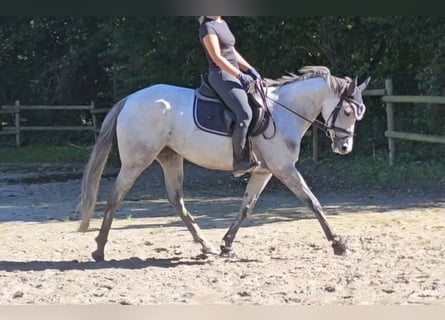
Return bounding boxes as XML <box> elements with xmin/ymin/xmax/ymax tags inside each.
<box><xmin>220</xmin><ymin>171</ymin><xmax>272</xmax><ymax>257</ymax></box>
<box><xmin>273</xmin><ymin>165</ymin><xmax>349</xmax><ymax>255</ymax></box>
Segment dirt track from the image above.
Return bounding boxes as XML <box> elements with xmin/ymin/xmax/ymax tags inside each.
<box><xmin>0</xmin><ymin>162</ymin><xmax>444</xmax><ymax>305</ymax></box>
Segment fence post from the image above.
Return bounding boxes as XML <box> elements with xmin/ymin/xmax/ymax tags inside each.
<box><xmin>14</xmin><ymin>100</ymin><xmax>20</xmax><ymax>147</ymax></box>
<box><xmin>312</xmin><ymin>123</ymin><xmax>319</xmax><ymax>161</ymax></box>
<box><xmin>90</xmin><ymin>101</ymin><xmax>98</xmax><ymax>141</ymax></box>
<box><xmin>385</xmin><ymin>79</ymin><xmax>395</xmax><ymax>166</ymax></box>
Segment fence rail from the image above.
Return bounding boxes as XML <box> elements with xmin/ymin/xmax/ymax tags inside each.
<box><xmin>383</xmin><ymin>79</ymin><xmax>445</xmax><ymax>166</ymax></box>
<box><xmin>0</xmin><ymin>89</ymin><xmax>393</xmax><ymax>161</ymax></box>
<box><xmin>1</xmin><ymin>105</ymin><xmax>94</xmax><ymax>110</ymax></box>
<box><xmin>0</xmin><ymin>101</ymin><xmax>98</xmax><ymax>147</ymax></box>
<box><xmin>382</xmin><ymin>95</ymin><xmax>445</xmax><ymax>104</ymax></box>
<box><xmin>2</xmin><ymin>82</ymin><xmax>444</xmax><ymax>166</ymax></box>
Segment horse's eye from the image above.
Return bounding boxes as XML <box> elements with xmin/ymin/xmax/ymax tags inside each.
<box><xmin>344</xmin><ymin>105</ymin><xmax>353</xmax><ymax>116</ymax></box>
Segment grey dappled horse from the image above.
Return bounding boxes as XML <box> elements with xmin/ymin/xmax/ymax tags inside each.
<box><xmin>78</xmin><ymin>66</ymin><xmax>371</xmax><ymax>262</ymax></box>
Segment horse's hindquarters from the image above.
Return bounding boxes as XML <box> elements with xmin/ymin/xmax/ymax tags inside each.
<box><xmin>116</xmin><ymin>84</ymin><xmax>235</xmax><ymax>171</ymax></box>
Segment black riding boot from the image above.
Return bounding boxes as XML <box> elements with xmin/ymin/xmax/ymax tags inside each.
<box><xmin>232</xmin><ymin>123</ymin><xmax>260</xmax><ymax>177</ymax></box>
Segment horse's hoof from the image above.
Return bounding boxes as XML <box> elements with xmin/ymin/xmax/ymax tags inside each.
<box><xmin>219</xmin><ymin>247</ymin><xmax>236</xmax><ymax>259</ymax></box>
<box><xmin>92</xmin><ymin>251</ymin><xmax>104</xmax><ymax>262</ymax></box>
<box><xmin>332</xmin><ymin>237</ymin><xmax>350</xmax><ymax>256</ymax></box>
<box><xmin>202</xmin><ymin>246</ymin><xmax>219</xmax><ymax>256</ymax></box>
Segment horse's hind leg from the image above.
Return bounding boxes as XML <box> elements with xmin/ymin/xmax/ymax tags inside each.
<box><xmin>92</xmin><ymin>162</ymin><xmax>150</xmax><ymax>262</ymax></box>
<box><xmin>157</xmin><ymin>148</ymin><xmax>218</xmax><ymax>255</ymax></box>
<box><xmin>220</xmin><ymin>171</ymin><xmax>272</xmax><ymax>257</ymax></box>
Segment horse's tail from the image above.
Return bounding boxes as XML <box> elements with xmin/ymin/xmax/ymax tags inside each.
<box><xmin>77</xmin><ymin>98</ymin><xmax>127</xmax><ymax>232</ymax></box>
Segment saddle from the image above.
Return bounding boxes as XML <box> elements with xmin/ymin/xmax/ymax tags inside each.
<box><xmin>193</xmin><ymin>75</ymin><xmax>270</xmax><ymax>137</ymax></box>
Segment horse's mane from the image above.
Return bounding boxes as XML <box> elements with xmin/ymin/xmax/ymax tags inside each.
<box><xmin>264</xmin><ymin>66</ymin><xmax>350</xmax><ymax>95</ymax></box>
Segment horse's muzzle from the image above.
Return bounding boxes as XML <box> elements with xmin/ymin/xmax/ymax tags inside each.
<box><xmin>331</xmin><ymin>139</ymin><xmax>353</xmax><ymax>155</ymax></box>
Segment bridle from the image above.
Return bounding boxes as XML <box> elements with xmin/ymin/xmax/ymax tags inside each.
<box><xmin>323</xmin><ymin>92</ymin><xmax>364</xmax><ymax>143</ymax></box>
<box><xmin>254</xmin><ymin>80</ymin><xmax>362</xmax><ymax>143</ymax></box>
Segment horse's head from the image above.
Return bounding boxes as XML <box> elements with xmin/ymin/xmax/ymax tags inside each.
<box><xmin>321</xmin><ymin>76</ymin><xmax>371</xmax><ymax>155</ymax></box>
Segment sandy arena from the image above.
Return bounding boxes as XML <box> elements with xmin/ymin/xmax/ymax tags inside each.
<box><xmin>0</xmin><ymin>162</ymin><xmax>444</xmax><ymax>305</ymax></box>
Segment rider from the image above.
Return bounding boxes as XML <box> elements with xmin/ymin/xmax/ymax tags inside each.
<box><xmin>199</xmin><ymin>16</ymin><xmax>261</xmax><ymax>177</ymax></box>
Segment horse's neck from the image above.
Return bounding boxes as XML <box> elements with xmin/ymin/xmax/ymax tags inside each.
<box><xmin>265</xmin><ymin>79</ymin><xmax>331</xmax><ymax>141</ymax></box>
<box><xmin>273</xmin><ymin>78</ymin><xmax>329</xmax><ymax>122</ymax></box>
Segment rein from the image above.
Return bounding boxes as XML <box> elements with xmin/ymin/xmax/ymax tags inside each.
<box><xmin>256</xmin><ymin>80</ymin><xmax>356</xmax><ymax>140</ymax></box>
<box><xmin>254</xmin><ymin>80</ymin><xmax>276</xmax><ymax>139</ymax></box>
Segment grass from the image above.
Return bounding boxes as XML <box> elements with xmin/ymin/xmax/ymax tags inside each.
<box><xmin>1</xmin><ymin>145</ymin><xmax>443</xmax><ymax>192</ymax></box>
<box><xmin>0</xmin><ymin>145</ymin><xmax>91</xmax><ymax>163</ymax></box>
<box><xmin>296</xmin><ymin>152</ymin><xmax>445</xmax><ymax>191</ymax></box>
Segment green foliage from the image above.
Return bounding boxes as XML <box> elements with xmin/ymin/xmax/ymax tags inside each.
<box><xmin>297</xmin><ymin>151</ymin><xmax>445</xmax><ymax>191</ymax></box>
<box><xmin>0</xmin><ymin>16</ymin><xmax>444</xmax><ymax>158</ymax></box>
<box><xmin>0</xmin><ymin>145</ymin><xmax>90</xmax><ymax>162</ymax></box>
<box><xmin>0</xmin><ymin>145</ymin><xmax>442</xmax><ymax>192</ymax></box>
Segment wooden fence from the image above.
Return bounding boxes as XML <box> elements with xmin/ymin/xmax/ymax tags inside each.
<box><xmin>383</xmin><ymin>79</ymin><xmax>445</xmax><ymax>166</ymax></box>
<box><xmin>1</xmin><ymin>82</ymin><xmax>444</xmax><ymax>165</ymax></box>
<box><xmin>314</xmin><ymin>80</ymin><xmax>445</xmax><ymax>165</ymax></box>
<box><xmin>310</xmin><ymin>86</ymin><xmax>386</xmax><ymax>161</ymax></box>
<box><xmin>0</xmin><ymin>94</ymin><xmax>379</xmax><ymax>162</ymax></box>
<box><xmin>0</xmin><ymin>101</ymin><xmax>103</xmax><ymax>147</ymax></box>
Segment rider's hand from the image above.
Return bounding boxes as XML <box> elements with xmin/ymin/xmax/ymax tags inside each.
<box><xmin>247</xmin><ymin>67</ymin><xmax>262</xmax><ymax>80</ymax></box>
<box><xmin>238</xmin><ymin>72</ymin><xmax>255</xmax><ymax>91</ymax></box>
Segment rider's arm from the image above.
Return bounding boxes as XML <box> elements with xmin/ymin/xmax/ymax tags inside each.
<box><xmin>233</xmin><ymin>48</ymin><xmax>253</xmax><ymax>73</ymax></box>
<box><xmin>202</xmin><ymin>34</ymin><xmax>243</xmax><ymax>78</ymax></box>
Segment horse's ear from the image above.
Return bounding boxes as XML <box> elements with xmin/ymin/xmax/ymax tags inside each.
<box><xmin>347</xmin><ymin>77</ymin><xmax>358</xmax><ymax>95</ymax></box>
<box><xmin>358</xmin><ymin>77</ymin><xmax>371</xmax><ymax>91</ymax></box>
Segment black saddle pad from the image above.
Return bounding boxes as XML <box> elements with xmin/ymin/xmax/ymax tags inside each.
<box><xmin>193</xmin><ymin>96</ymin><xmax>233</xmax><ymax>137</ymax></box>
<box><xmin>193</xmin><ymin>85</ymin><xmax>270</xmax><ymax>137</ymax></box>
